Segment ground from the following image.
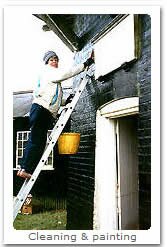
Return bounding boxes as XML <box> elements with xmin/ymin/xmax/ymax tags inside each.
<box><xmin>13</xmin><ymin>210</ymin><xmax>67</xmax><ymax>230</ymax></box>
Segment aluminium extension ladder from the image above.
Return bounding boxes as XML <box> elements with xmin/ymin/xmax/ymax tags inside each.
<box><xmin>13</xmin><ymin>67</ymin><xmax>90</xmax><ymax>222</ymax></box>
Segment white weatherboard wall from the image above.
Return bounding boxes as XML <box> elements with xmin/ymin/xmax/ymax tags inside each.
<box><xmin>93</xmin><ymin>97</ymin><xmax>139</xmax><ymax>230</ymax></box>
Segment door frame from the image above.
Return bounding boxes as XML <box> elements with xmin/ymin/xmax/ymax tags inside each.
<box><xmin>93</xmin><ymin>97</ymin><xmax>139</xmax><ymax>230</ymax></box>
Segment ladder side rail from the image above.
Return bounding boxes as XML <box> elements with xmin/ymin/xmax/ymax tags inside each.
<box><xmin>13</xmin><ymin>69</ymin><xmax>89</xmax><ymax>221</ymax></box>
<box><xmin>25</xmin><ymin>72</ymin><xmax>90</xmax><ymax>182</ymax></box>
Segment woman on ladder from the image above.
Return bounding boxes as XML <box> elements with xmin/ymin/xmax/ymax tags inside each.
<box><xmin>17</xmin><ymin>50</ymin><xmax>94</xmax><ymax>179</ymax></box>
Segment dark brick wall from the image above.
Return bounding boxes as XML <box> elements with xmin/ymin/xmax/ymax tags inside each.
<box><xmin>66</xmin><ymin>14</ymin><xmax>151</xmax><ymax>230</ymax></box>
<box><xmin>137</xmin><ymin>14</ymin><xmax>151</xmax><ymax>229</ymax></box>
<box><xmin>74</xmin><ymin>15</ymin><xmax>111</xmax><ymax>38</ymax></box>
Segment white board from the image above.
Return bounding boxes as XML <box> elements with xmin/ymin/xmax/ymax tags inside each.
<box><xmin>94</xmin><ymin>15</ymin><xmax>135</xmax><ymax>79</ymax></box>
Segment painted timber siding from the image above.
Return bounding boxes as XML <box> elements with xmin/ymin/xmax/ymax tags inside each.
<box><xmin>66</xmin><ymin>14</ymin><xmax>151</xmax><ymax>229</ymax></box>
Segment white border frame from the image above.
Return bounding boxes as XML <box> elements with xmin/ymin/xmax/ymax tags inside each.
<box><xmin>3</xmin><ymin>5</ymin><xmax>160</xmax><ymax>245</ymax></box>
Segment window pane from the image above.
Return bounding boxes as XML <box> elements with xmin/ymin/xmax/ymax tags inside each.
<box><xmin>18</xmin><ymin>132</ymin><xmax>22</xmax><ymax>140</ymax></box>
<box><xmin>18</xmin><ymin>149</ymin><xmax>22</xmax><ymax>157</ymax></box>
<box><xmin>18</xmin><ymin>141</ymin><xmax>22</xmax><ymax>148</ymax></box>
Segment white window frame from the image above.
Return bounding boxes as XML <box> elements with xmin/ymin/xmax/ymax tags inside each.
<box><xmin>14</xmin><ymin>130</ymin><xmax>54</xmax><ymax>170</ymax></box>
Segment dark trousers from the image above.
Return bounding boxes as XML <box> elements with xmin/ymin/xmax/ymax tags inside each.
<box><xmin>21</xmin><ymin>103</ymin><xmax>54</xmax><ymax>173</ymax></box>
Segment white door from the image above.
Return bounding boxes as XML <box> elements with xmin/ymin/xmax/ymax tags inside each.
<box><xmin>116</xmin><ymin>116</ymin><xmax>139</xmax><ymax>229</ymax></box>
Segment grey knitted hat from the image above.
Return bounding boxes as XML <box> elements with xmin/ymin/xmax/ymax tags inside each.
<box><xmin>43</xmin><ymin>51</ymin><xmax>59</xmax><ymax>64</ymax></box>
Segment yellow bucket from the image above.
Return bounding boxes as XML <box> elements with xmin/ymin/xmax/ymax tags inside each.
<box><xmin>58</xmin><ymin>133</ymin><xmax>81</xmax><ymax>154</ymax></box>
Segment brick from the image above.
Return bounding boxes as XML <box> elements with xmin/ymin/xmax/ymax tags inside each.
<box><xmin>66</xmin><ymin>14</ymin><xmax>151</xmax><ymax>230</ymax></box>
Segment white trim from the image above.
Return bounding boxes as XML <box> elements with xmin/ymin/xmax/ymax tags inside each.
<box><xmin>93</xmin><ymin>110</ymin><xmax>117</xmax><ymax>230</ymax></box>
<box><xmin>93</xmin><ymin>97</ymin><xmax>139</xmax><ymax>230</ymax></box>
<box><xmin>99</xmin><ymin>97</ymin><xmax>139</xmax><ymax>118</ymax></box>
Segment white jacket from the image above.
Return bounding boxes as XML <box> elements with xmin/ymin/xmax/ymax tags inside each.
<box><xmin>33</xmin><ymin>63</ymin><xmax>85</xmax><ymax>118</ymax></box>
